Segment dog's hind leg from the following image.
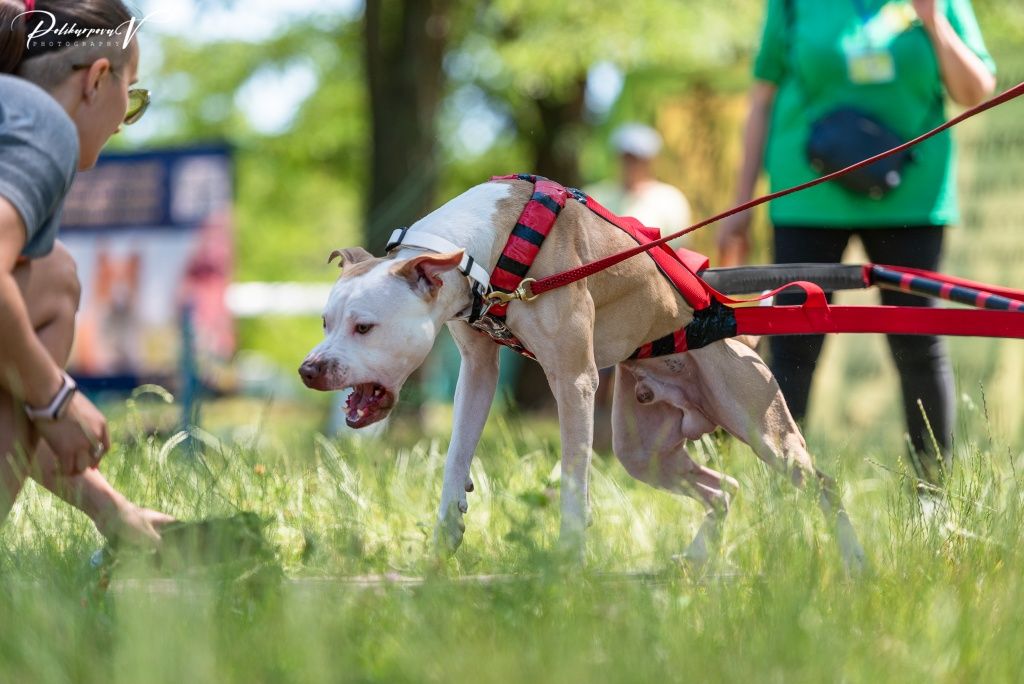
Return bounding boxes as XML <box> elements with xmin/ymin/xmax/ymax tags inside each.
<box><xmin>612</xmin><ymin>366</ymin><xmax>738</xmax><ymax>567</ymax></box>
<box><xmin>434</xmin><ymin>322</ymin><xmax>501</xmax><ymax>555</ymax></box>
<box><xmin>688</xmin><ymin>339</ymin><xmax>866</xmax><ymax>573</ymax></box>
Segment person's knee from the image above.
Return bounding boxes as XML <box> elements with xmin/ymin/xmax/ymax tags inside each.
<box><xmin>48</xmin><ymin>243</ymin><xmax>82</xmax><ymax>315</ymax></box>
<box><xmin>28</xmin><ymin>243</ymin><xmax>82</xmax><ymax>324</ymax></box>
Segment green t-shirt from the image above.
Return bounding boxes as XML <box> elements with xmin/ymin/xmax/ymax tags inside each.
<box><xmin>753</xmin><ymin>0</ymin><xmax>995</xmax><ymax>228</ymax></box>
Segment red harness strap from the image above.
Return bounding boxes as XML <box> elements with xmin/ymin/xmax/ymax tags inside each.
<box><xmin>580</xmin><ymin>193</ymin><xmax>711</xmax><ymax>311</ymax></box>
<box><xmin>630</xmin><ymin>280</ymin><xmax>824</xmax><ymax>358</ymax></box>
<box><xmin>488</xmin><ymin>176</ymin><xmax>568</xmax><ymax>317</ymax></box>
<box><xmin>473</xmin><ymin>175</ymin><xmax>568</xmax><ymax>357</ymax></box>
<box><xmin>483</xmin><ymin>175</ymin><xmax>733</xmax><ymax>359</ymax></box>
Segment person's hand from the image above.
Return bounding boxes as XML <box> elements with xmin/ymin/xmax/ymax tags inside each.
<box><xmin>716</xmin><ymin>212</ymin><xmax>752</xmax><ymax>266</ymax></box>
<box><xmin>33</xmin><ymin>393</ymin><xmax>110</xmax><ymax>475</ymax></box>
<box><xmin>911</xmin><ymin>0</ymin><xmax>940</xmax><ymax>32</ymax></box>
<box><xmin>103</xmin><ymin>505</ymin><xmax>174</xmax><ymax>548</ymax></box>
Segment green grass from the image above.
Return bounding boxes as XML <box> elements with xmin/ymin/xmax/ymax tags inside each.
<box><xmin>3</xmin><ymin>391</ymin><xmax>1024</xmax><ymax>683</ymax></box>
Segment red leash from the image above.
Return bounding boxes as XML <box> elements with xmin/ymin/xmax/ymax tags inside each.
<box><xmin>734</xmin><ymin>306</ymin><xmax>1024</xmax><ymax>339</ymax></box>
<box><xmin>520</xmin><ymin>80</ymin><xmax>1024</xmax><ymax>301</ymax></box>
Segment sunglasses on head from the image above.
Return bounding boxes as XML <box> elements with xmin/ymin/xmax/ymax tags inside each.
<box><xmin>71</xmin><ymin>63</ymin><xmax>150</xmax><ymax>125</ymax></box>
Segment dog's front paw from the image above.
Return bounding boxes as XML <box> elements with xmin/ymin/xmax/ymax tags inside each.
<box><xmin>675</xmin><ymin>536</ymin><xmax>714</xmax><ymax>574</ymax></box>
<box><xmin>555</xmin><ymin>524</ymin><xmax>588</xmax><ymax>567</ymax></box>
<box><xmin>838</xmin><ymin>534</ymin><xmax>869</xmax><ymax>577</ymax></box>
<box><xmin>433</xmin><ymin>501</ymin><xmax>467</xmax><ymax>557</ymax></box>
<box><xmin>841</xmin><ymin>545</ymin><xmax>868</xmax><ymax>578</ymax></box>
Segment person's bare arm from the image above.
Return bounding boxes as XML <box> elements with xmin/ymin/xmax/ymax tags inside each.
<box><xmin>716</xmin><ymin>80</ymin><xmax>777</xmax><ymax>266</ymax></box>
<box><xmin>31</xmin><ymin>444</ymin><xmax>171</xmax><ymax>546</ymax></box>
<box><xmin>0</xmin><ymin>198</ymin><xmax>109</xmax><ymax>474</ymax></box>
<box><xmin>0</xmin><ymin>199</ymin><xmax>64</xmax><ymax>405</ymax></box>
<box><xmin>913</xmin><ymin>0</ymin><xmax>996</xmax><ymax>107</ymax></box>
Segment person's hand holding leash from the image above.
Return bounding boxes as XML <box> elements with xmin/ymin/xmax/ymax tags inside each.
<box><xmin>716</xmin><ymin>212</ymin><xmax>752</xmax><ymax>267</ymax></box>
<box><xmin>719</xmin><ymin>81</ymin><xmax>776</xmax><ymax>267</ymax></box>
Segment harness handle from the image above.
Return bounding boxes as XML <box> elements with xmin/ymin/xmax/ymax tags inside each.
<box><xmin>525</xmin><ymin>79</ymin><xmax>1024</xmax><ymax>300</ymax></box>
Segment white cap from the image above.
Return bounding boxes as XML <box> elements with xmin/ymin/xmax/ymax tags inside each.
<box><xmin>611</xmin><ymin>123</ymin><xmax>662</xmax><ymax>159</ymax></box>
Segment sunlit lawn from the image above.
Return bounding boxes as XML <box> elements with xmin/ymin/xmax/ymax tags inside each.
<box><xmin>3</xmin><ymin>378</ymin><xmax>1024</xmax><ymax>683</ymax></box>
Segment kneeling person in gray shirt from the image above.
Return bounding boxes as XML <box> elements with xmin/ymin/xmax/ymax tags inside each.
<box><xmin>0</xmin><ymin>0</ymin><xmax>172</xmax><ymax>546</ymax></box>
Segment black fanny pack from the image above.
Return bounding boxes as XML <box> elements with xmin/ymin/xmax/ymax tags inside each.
<box><xmin>806</xmin><ymin>107</ymin><xmax>913</xmax><ymax>199</ymax></box>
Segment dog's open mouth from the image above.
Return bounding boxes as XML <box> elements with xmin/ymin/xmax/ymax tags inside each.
<box><xmin>344</xmin><ymin>383</ymin><xmax>395</xmax><ymax>428</ymax></box>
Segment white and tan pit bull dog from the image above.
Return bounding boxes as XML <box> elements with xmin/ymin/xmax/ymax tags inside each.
<box><xmin>299</xmin><ymin>178</ymin><xmax>865</xmax><ymax>570</ymax></box>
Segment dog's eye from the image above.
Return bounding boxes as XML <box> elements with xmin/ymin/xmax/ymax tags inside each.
<box><xmin>322</xmin><ymin>316</ymin><xmax>327</xmax><ymax>331</ymax></box>
<box><xmin>354</xmin><ymin>323</ymin><xmax>374</xmax><ymax>335</ymax></box>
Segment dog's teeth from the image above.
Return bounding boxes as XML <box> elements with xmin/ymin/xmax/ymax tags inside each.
<box><xmin>356</xmin><ymin>408</ymin><xmax>366</xmax><ymax>418</ymax></box>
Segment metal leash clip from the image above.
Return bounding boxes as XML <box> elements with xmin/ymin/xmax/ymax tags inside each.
<box><xmin>483</xmin><ymin>278</ymin><xmax>539</xmax><ymax>304</ymax></box>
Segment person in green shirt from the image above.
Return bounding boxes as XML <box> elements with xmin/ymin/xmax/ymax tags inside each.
<box><xmin>717</xmin><ymin>0</ymin><xmax>996</xmax><ymax>484</ymax></box>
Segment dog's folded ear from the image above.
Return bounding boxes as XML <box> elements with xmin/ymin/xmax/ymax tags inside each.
<box><xmin>328</xmin><ymin>247</ymin><xmax>374</xmax><ymax>268</ymax></box>
<box><xmin>391</xmin><ymin>251</ymin><xmax>465</xmax><ymax>300</ymax></box>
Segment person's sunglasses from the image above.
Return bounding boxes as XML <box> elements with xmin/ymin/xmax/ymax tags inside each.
<box><xmin>71</xmin><ymin>63</ymin><xmax>151</xmax><ymax>125</ymax></box>
<box><xmin>124</xmin><ymin>88</ymin><xmax>150</xmax><ymax>125</ymax></box>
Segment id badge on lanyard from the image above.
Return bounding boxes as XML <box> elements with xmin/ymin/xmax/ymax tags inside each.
<box><xmin>844</xmin><ymin>0</ymin><xmax>896</xmax><ymax>84</ymax></box>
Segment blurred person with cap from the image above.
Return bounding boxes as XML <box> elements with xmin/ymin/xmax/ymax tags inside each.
<box><xmin>586</xmin><ymin>123</ymin><xmax>692</xmax><ymax>246</ymax></box>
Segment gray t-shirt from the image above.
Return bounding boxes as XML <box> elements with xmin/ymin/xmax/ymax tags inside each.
<box><xmin>0</xmin><ymin>74</ymin><xmax>79</xmax><ymax>259</ymax></box>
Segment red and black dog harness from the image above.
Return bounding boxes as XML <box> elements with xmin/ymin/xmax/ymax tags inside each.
<box><xmin>475</xmin><ymin>174</ymin><xmax>737</xmax><ymax>360</ymax></box>
<box><xmin>383</xmin><ymin>173</ymin><xmax>1024</xmax><ymax>357</ymax></box>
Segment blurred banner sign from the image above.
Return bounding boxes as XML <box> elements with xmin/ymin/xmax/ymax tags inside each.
<box><xmin>60</xmin><ymin>145</ymin><xmax>235</xmax><ymax>383</ymax></box>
